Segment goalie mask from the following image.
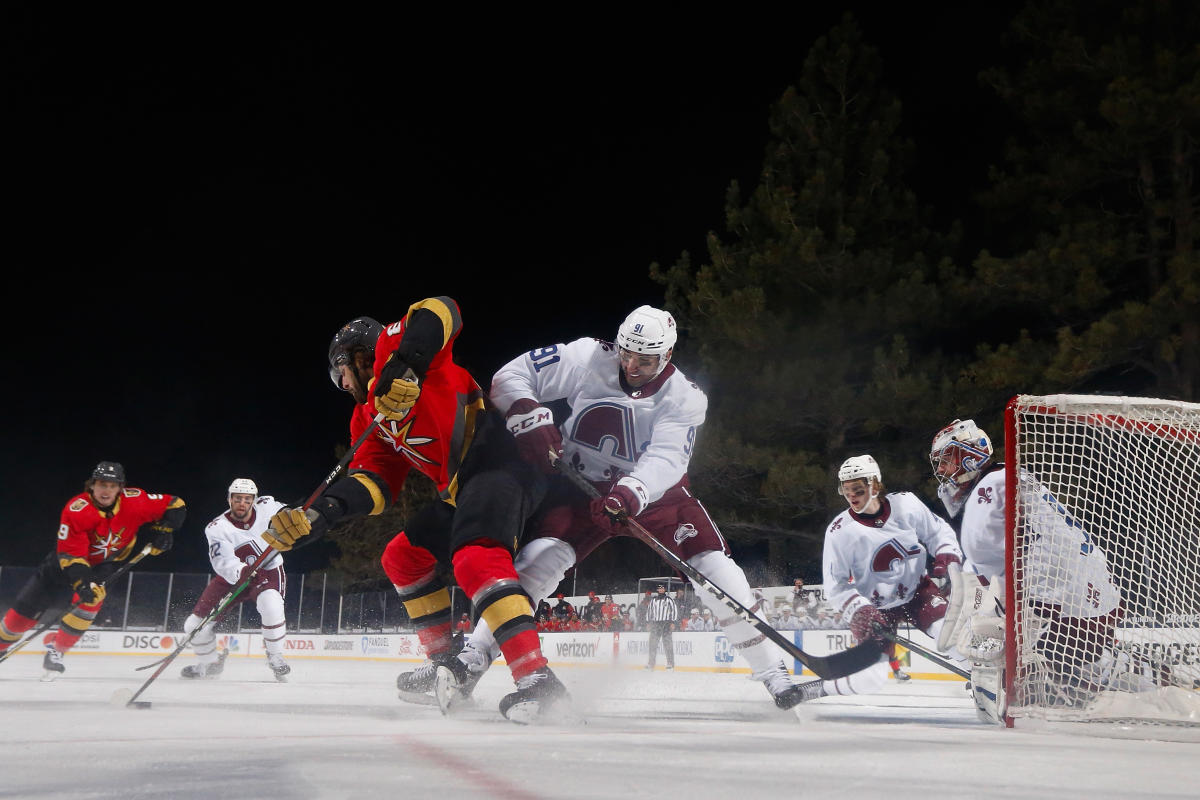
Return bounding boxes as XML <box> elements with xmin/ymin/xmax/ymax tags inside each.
<box><xmin>930</xmin><ymin>419</ymin><xmax>993</xmax><ymax>513</ymax></box>
<box><xmin>328</xmin><ymin>316</ymin><xmax>383</xmax><ymax>389</ymax></box>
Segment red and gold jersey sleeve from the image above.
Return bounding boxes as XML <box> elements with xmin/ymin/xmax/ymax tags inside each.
<box><xmin>350</xmin><ymin>297</ymin><xmax>486</xmax><ymax>504</ymax></box>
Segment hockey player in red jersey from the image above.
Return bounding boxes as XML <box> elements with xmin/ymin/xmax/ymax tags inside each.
<box><xmin>262</xmin><ymin>297</ymin><xmax>567</xmax><ymax>723</ymax></box>
<box><xmin>0</xmin><ymin>461</ymin><xmax>184</xmax><ymax>678</ymax></box>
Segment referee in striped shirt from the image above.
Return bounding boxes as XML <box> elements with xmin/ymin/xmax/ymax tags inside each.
<box><xmin>644</xmin><ymin>584</ymin><xmax>678</xmax><ymax>671</ymax></box>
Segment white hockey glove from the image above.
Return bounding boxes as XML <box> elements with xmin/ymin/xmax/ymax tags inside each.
<box><xmin>958</xmin><ymin>614</ymin><xmax>1005</xmax><ymax>664</ymax></box>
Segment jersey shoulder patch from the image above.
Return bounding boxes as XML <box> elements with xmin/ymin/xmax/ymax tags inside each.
<box><xmin>255</xmin><ymin>495</ymin><xmax>276</xmax><ymax>505</ymax></box>
<box><xmin>68</xmin><ymin>498</ymin><xmax>89</xmax><ymax>512</ymax></box>
<box><xmin>122</xmin><ymin>488</ymin><xmax>143</xmax><ymax>497</ymax></box>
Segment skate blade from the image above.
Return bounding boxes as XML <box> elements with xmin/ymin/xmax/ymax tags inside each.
<box><xmin>40</xmin><ymin>671</ymin><xmax>61</xmax><ymax>682</ymax></box>
<box><xmin>433</xmin><ymin>666</ymin><xmax>475</xmax><ymax>716</ymax></box>
<box><xmin>396</xmin><ymin>688</ymin><xmax>440</xmax><ymax>706</ymax></box>
<box><xmin>502</xmin><ymin>698</ymin><xmax>581</xmax><ymax>726</ymax></box>
<box><xmin>109</xmin><ymin>688</ymin><xmax>152</xmax><ymax>709</ymax></box>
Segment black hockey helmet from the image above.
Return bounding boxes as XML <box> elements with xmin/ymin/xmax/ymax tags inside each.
<box><xmin>328</xmin><ymin>316</ymin><xmax>383</xmax><ymax>388</ymax></box>
<box><xmin>91</xmin><ymin>461</ymin><xmax>126</xmax><ymax>485</ymax></box>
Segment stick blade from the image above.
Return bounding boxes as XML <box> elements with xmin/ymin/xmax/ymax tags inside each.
<box><xmin>109</xmin><ymin>688</ymin><xmax>151</xmax><ymax>709</ymax></box>
<box><xmin>803</xmin><ymin>639</ymin><xmax>884</xmax><ymax>680</ymax></box>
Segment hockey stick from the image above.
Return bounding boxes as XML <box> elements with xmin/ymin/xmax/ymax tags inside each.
<box><xmin>885</xmin><ymin>630</ymin><xmax>970</xmax><ymax>679</ymax></box>
<box><xmin>123</xmin><ymin>412</ymin><xmax>386</xmax><ymax>704</ymax></box>
<box><xmin>555</xmin><ymin>460</ymin><xmax>883</xmax><ymax>680</ymax></box>
<box><xmin>0</xmin><ymin>544</ymin><xmax>155</xmax><ymax>667</ymax></box>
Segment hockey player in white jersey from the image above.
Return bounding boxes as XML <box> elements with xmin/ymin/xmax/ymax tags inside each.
<box><xmin>181</xmin><ymin>479</ymin><xmax>291</xmax><ymax>682</ymax></box>
<box><xmin>399</xmin><ymin>305</ymin><xmax>811</xmax><ymax>712</ymax></box>
<box><xmin>787</xmin><ymin>455</ymin><xmax>965</xmax><ymax>704</ymax></box>
<box><xmin>928</xmin><ymin>419</ymin><xmax>1172</xmax><ymax>721</ymax></box>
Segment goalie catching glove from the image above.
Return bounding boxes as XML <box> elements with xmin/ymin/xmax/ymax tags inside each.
<box><xmin>263</xmin><ymin>507</ymin><xmax>326</xmax><ymax>552</ymax></box>
<box><xmin>372</xmin><ymin>355</ymin><xmax>421</xmax><ymax>420</ymax></box>
<box><xmin>506</xmin><ymin>399</ymin><xmax>562</xmax><ymax>474</ymax></box>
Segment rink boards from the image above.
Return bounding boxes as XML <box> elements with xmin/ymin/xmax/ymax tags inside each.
<box><xmin>6</xmin><ymin>627</ymin><xmax>971</xmax><ymax>680</ymax></box>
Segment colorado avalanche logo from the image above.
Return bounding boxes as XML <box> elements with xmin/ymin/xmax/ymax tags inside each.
<box><xmin>673</xmin><ymin>523</ymin><xmax>698</xmax><ymax>545</ymax></box>
<box><xmin>871</xmin><ymin>538</ymin><xmax>920</xmax><ymax>576</ymax></box>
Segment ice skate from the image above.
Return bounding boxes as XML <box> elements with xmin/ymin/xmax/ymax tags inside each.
<box><xmin>499</xmin><ymin>667</ymin><xmax>571</xmax><ymax>724</ymax></box>
<box><xmin>433</xmin><ymin>643</ymin><xmax>490</xmax><ymax>715</ymax></box>
<box><xmin>267</xmin><ymin>652</ymin><xmax>290</xmax><ymax>682</ymax></box>
<box><xmin>756</xmin><ymin>661</ymin><xmax>824</xmax><ymax>710</ymax></box>
<box><xmin>893</xmin><ymin>668</ymin><xmax>911</xmax><ymax>681</ymax></box>
<box><xmin>41</xmin><ymin>646</ymin><xmax>65</xmax><ymax>681</ymax></box>
<box><xmin>397</xmin><ymin>653</ymin><xmax>464</xmax><ymax>706</ymax></box>
<box><xmin>180</xmin><ymin>648</ymin><xmax>228</xmax><ymax>679</ymax></box>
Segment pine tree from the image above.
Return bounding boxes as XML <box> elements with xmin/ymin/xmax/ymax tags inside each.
<box><xmin>966</xmin><ymin>0</ymin><xmax>1200</xmax><ymax>401</ymax></box>
<box><xmin>653</xmin><ymin>15</ymin><xmax>965</xmax><ymax>573</ymax></box>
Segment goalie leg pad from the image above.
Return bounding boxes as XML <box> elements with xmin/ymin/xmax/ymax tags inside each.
<box><xmin>970</xmin><ymin>662</ymin><xmax>1007</xmax><ymax>725</ymax></box>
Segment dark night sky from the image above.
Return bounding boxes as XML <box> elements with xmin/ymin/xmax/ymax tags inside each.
<box><xmin>4</xmin><ymin>6</ymin><xmax>1020</xmax><ymax>572</ymax></box>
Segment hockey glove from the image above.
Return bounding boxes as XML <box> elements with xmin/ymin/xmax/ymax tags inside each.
<box><xmin>930</xmin><ymin>552</ymin><xmax>962</xmax><ymax>582</ymax></box>
<box><xmin>263</xmin><ymin>507</ymin><xmax>326</xmax><ymax>552</ymax></box>
<box><xmin>372</xmin><ymin>355</ymin><xmax>421</xmax><ymax>420</ymax></box>
<box><xmin>145</xmin><ymin>522</ymin><xmax>174</xmax><ymax>556</ymax></box>
<box><xmin>849</xmin><ymin>605</ymin><xmax>890</xmax><ymax>645</ymax></box>
<box><xmin>237</xmin><ymin>563</ymin><xmax>270</xmax><ymax>590</ymax></box>
<box><xmin>589</xmin><ymin>484</ymin><xmax>638</xmax><ymax>533</ymax></box>
<box><xmin>506</xmin><ymin>399</ymin><xmax>562</xmax><ymax>474</ymax></box>
<box><xmin>73</xmin><ymin>579</ymin><xmax>106</xmax><ymax>605</ymax></box>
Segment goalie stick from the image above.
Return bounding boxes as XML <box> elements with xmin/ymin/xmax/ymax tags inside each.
<box><xmin>555</xmin><ymin>459</ymin><xmax>883</xmax><ymax>680</ymax></box>
<box><xmin>0</xmin><ymin>544</ymin><xmax>155</xmax><ymax>667</ymax></box>
<box><xmin>122</xmin><ymin>412</ymin><xmax>386</xmax><ymax>705</ymax></box>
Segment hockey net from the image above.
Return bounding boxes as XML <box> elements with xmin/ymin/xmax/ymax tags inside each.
<box><xmin>1005</xmin><ymin>394</ymin><xmax>1200</xmax><ymax>727</ymax></box>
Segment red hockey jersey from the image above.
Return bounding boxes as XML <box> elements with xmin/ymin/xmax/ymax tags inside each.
<box><xmin>57</xmin><ymin>488</ymin><xmax>179</xmax><ymax>569</ymax></box>
<box><xmin>348</xmin><ymin>297</ymin><xmax>487</xmax><ymax>506</ymax></box>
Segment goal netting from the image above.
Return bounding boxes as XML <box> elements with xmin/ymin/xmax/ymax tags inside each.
<box><xmin>1006</xmin><ymin>394</ymin><xmax>1200</xmax><ymax>727</ymax></box>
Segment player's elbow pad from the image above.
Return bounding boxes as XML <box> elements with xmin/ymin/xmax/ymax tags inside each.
<box><xmin>311</xmin><ymin>471</ymin><xmax>390</xmax><ymax>527</ymax></box>
<box><xmin>159</xmin><ymin>501</ymin><xmax>187</xmax><ymax>532</ymax></box>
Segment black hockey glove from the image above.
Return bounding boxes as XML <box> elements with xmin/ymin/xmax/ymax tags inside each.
<box><xmin>73</xmin><ymin>578</ymin><xmax>107</xmax><ymax>605</ymax></box>
<box><xmin>143</xmin><ymin>522</ymin><xmax>175</xmax><ymax>555</ymax></box>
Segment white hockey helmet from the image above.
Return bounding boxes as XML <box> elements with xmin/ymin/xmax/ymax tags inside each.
<box><xmin>837</xmin><ymin>455</ymin><xmax>881</xmax><ymax>490</ymax></box>
<box><xmin>616</xmin><ymin>305</ymin><xmax>677</xmax><ymax>356</ymax></box>
<box><xmin>929</xmin><ymin>419</ymin><xmax>993</xmax><ymax>487</ymax></box>
<box><xmin>228</xmin><ymin>478</ymin><xmax>258</xmax><ymax>505</ymax></box>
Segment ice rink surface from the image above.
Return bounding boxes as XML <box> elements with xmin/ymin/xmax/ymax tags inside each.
<box><xmin>0</xmin><ymin>653</ymin><xmax>1195</xmax><ymax>799</ymax></box>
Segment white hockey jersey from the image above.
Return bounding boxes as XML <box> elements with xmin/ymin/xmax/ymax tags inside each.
<box><xmin>1018</xmin><ymin>472</ymin><xmax>1120</xmax><ymax>619</ymax></box>
<box><xmin>957</xmin><ymin>467</ymin><xmax>1007</xmax><ymax>579</ymax></box>
<box><xmin>822</xmin><ymin>492</ymin><xmax>962</xmax><ymax>623</ymax></box>
<box><xmin>204</xmin><ymin>496</ymin><xmax>287</xmax><ymax>584</ymax></box>
<box><xmin>490</xmin><ymin>337</ymin><xmax>705</xmax><ymax>511</ymax></box>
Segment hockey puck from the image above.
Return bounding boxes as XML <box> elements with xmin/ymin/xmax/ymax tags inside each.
<box><xmin>109</xmin><ymin>688</ymin><xmax>152</xmax><ymax>709</ymax></box>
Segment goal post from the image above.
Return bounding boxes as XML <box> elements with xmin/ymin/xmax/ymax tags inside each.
<box><xmin>1004</xmin><ymin>394</ymin><xmax>1200</xmax><ymax>728</ymax></box>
